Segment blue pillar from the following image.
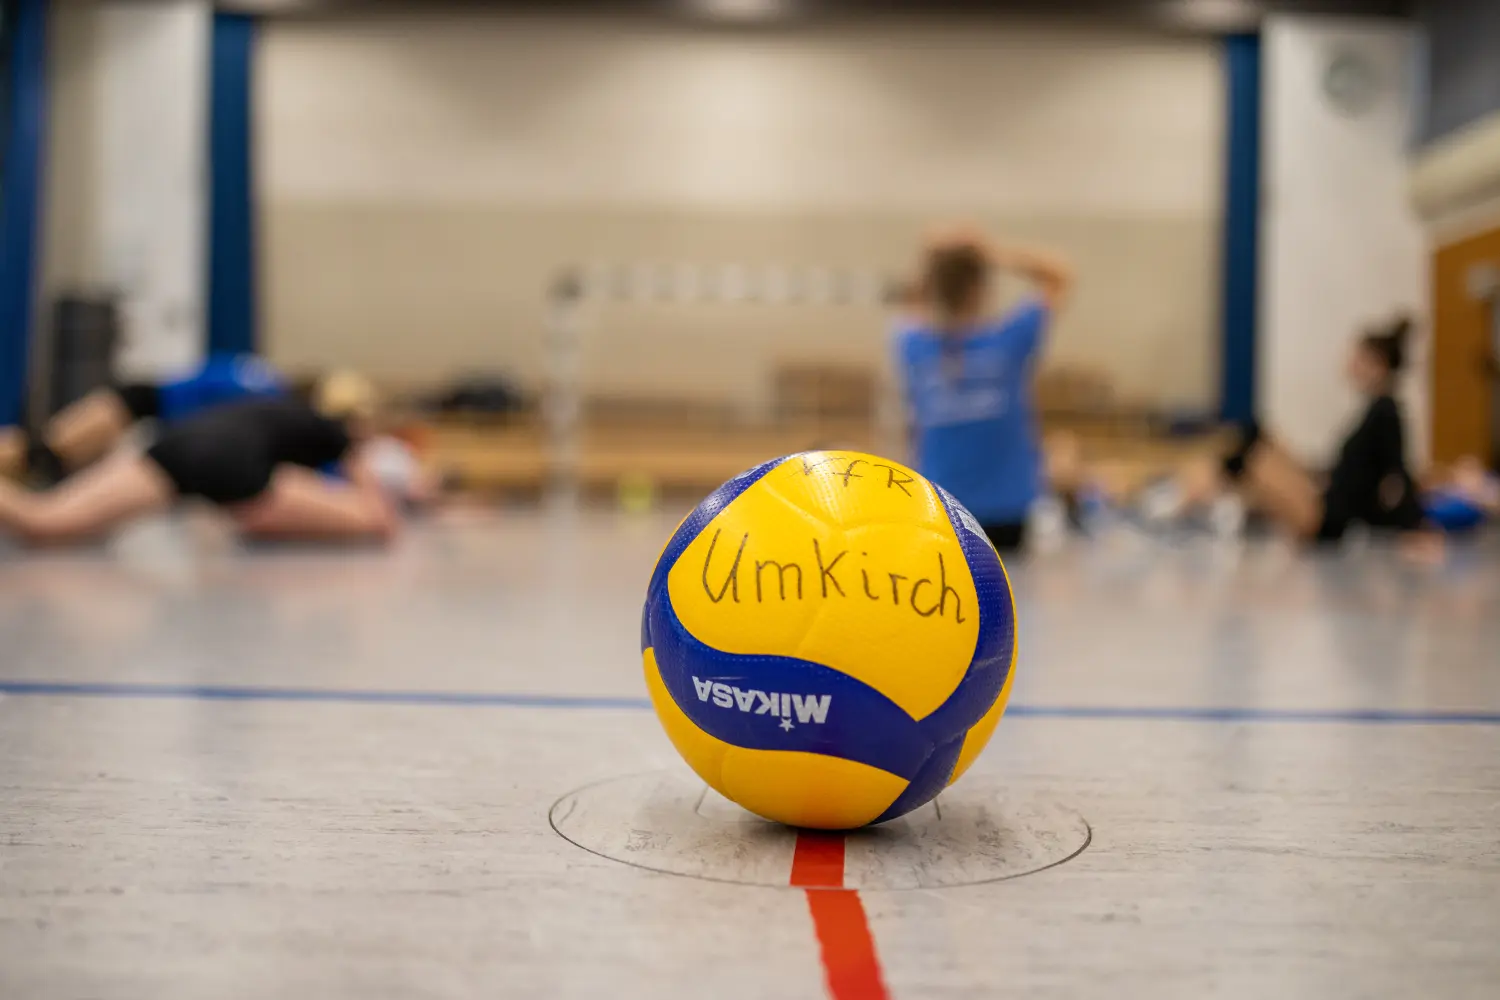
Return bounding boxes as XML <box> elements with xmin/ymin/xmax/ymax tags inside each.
<box><xmin>207</xmin><ymin>12</ymin><xmax>257</xmax><ymax>357</ymax></box>
<box><xmin>0</xmin><ymin>0</ymin><xmax>48</xmax><ymax>425</ymax></box>
<box><xmin>1220</xmin><ymin>33</ymin><xmax>1261</xmax><ymax>424</ymax></box>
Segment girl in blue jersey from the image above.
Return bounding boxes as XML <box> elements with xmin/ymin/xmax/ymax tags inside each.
<box><xmin>0</xmin><ymin>354</ymin><xmax>286</xmax><ymax>485</ymax></box>
<box><xmin>893</xmin><ymin>226</ymin><xmax>1074</xmax><ymax>553</ymax></box>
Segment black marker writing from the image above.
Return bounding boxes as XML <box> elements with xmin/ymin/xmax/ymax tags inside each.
<box><xmin>701</xmin><ymin>529</ymin><xmax>747</xmax><ymax>604</ymax></box>
<box><xmin>756</xmin><ymin>559</ymin><xmax>803</xmax><ymax>602</ymax></box>
<box><xmin>814</xmin><ymin>539</ymin><xmax>846</xmax><ymax>597</ymax></box>
<box><xmin>695</xmin><ymin>532</ymin><xmax>969</xmax><ymax>624</ymax></box>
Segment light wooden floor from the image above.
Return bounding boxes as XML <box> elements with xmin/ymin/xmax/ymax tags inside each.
<box><xmin>1</xmin><ymin>510</ymin><xmax>1498</xmax><ymax>999</ymax></box>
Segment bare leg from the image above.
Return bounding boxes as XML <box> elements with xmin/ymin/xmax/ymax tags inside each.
<box><xmin>231</xmin><ymin>464</ymin><xmax>397</xmax><ymax>543</ymax></box>
<box><xmin>0</xmin><ymin>452</ymin><xmax>175</xmax><ymax>544</ymax></box>
<box><xmin>1176</xmin><ymin>455</ymin><xmax>1226</xmax><ymax>508</ymax></box>
<box><xmin>0</xmin><ymin>427</ymin><xmax>21</xmax><ymax>479</ymax></box>
<box><xmin>2</xmin><ymin>389</ymin><xmax>139</xmax><ymax>481</ymax></box>
<box><xmin>1241</xmin><ymin>440</ymin><xmax>1323</xmax><ymax>539</ymax></box>
<box><xmin>1044</xmin><ymin>431</ymin><xmax>1084</xmax><ymax>495</ymax></box>
<box><xmin>46</xmin><ymin>389</ymin><xmax>135</xmax><ymax>470</ymax></box>
<box><xmin>1399</xmin><ymin>529</ymin><xmax>1446</xmax><ymax>566</ymax></box>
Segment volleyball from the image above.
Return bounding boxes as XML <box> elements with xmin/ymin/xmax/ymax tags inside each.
<box><xmin>641</xmin><ymin>451</ymin><xmax>1017</xmax><ymax>830</ymax></box>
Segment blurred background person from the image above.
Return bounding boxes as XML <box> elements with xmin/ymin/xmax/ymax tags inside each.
<box><xmin>0</xmin><ymin>353</ymin><xmax>286</xmax><ymax>485</ymax></box>
<box><xmin>892</xmin><ymin>226</ymin><xmax>1073</xmax><ymax>554</ymax></box>
<box><xmin>1213</xmin><ymin>317</ymin><xmax>1437</xmax><ymax>551</ymax></box>
<box><xmin>0</xmin><ymin>2</ymin><xmax>1498</xmax><ymax>997</ymax></box>
<box><xmin>0</xmin><ymin>373</ymin><xmax>414</xmax><ymax>546</ymax></box>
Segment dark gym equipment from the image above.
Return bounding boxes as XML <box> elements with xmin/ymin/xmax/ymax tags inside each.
<box><xmin>47</xmin><ymin>294</ymin><xmax>119</xmax><ymax>416</ymax></box>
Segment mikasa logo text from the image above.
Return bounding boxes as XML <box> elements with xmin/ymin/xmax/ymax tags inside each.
<box><xmin>692</xmin><ymin>677</ymin><xmax>830</xmax><ymax>731</ymax></box>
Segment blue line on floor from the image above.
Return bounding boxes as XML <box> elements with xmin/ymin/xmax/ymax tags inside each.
<box><xmin>0</xmin><ymin>681</ymin><xmax>649</xmax><ymax>710</ymax></box>
<box><xmin>1</xmin><ymin>680</ymin><xmax>1498</xmax><ymax>725</ymax></box>
<box><xmin>1008</xmin><ymin>704</ymin><xmax>1500</xmax><ymax>725</ymax></box>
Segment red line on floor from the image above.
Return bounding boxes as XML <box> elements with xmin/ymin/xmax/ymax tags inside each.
<box><xmin>792</xmin><ymin>832</ymin><xmax>891</xmax><ymax>1000</ymax></box>
<box><xmin>790</xmin><ymin>831</ymin><xmax>846</xmax><ymax>888</ymax></box>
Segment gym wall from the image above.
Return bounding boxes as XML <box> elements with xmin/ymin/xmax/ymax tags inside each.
<box><xmin>256</xmin><ymin>14</ymin><xmax>1224</xmax><ymax>411</ymax></box>
<box><xmin>1259</xmin><ymin>16</ymin><xmax>1427</xmax><ymax>465</ymax></box>
<box><xmin>39</xmin><ymin>0</ymin><xmax>211</xmax><ymax>384</ymax></box>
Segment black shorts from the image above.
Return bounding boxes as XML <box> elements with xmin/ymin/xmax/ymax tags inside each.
<box><xmin>981</xmin><ymin>520</ymin><xmax>1028</xmax><ymax>554</ymax></box>
<box><xmin>145</xmin><ymin>424</ymin><xmax>274</xmax><ymax>505</ymax></box>
<box><xmin>115</xmin><ymin>383</ymin><xmax>162</xmax><ymax>421</ymax></box>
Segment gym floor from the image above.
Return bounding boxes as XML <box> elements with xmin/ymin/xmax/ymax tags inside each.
<box><xmin>2</xmin><ymin>510</ymin><xmax>1498</xmax><ymax>999</ymax></box>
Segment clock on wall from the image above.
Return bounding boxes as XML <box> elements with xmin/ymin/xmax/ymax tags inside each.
<box><xmin>1323</xmin><ymin>47</ymin><xmax>1382</xmax><ymax>117</ymax></box>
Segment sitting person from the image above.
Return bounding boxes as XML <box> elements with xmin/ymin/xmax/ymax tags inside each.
<box><xmin>1211</xmin><ymin>316</ymin><xmax>1441</xmax><ymax>554</ymax></box>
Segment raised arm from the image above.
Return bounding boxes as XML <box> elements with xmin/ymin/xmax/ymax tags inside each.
<box><xmin>923</xmin><ymin>223</ymin><xmax>1074</xmax><ymax>312</ymax></box>
<box><xmin>989</xmin><ymin>243</ymin><xmax>1075</xmax><ymax>312</ymax></box>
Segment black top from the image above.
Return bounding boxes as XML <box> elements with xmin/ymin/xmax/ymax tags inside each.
<box><xmin>1324</xmin><ymin>394</ymin><xmax>1422</xmax><ymax>530</ymax></box>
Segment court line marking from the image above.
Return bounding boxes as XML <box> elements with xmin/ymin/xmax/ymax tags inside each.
<box><xmin>1</xmin><ymin>680</ymin><xmax>1499</xmax><ymax>725</ymax></box>
<box><xmin>792</xmin><ymin>832</ymin><xmax>890</xmax><ymax>1000</ymax></box>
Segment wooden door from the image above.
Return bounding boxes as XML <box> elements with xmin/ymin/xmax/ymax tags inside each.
<box><xmin>1431</xmin><ymin>225</ymin><xmax>1500</xmax><ymax>465</ymax></box>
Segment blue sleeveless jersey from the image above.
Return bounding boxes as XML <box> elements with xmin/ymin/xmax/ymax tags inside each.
<box><xmin>894</xmin><ymin>299</ymin><xmax>1049</xmax><ymax>523</ymax></box>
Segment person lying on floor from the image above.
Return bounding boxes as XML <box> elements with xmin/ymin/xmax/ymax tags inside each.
<box><xmin>0</xmin><ymin>353</ymin><xmax>288</xmax><ymax>485</ymax></box>
<box><xmin>0</xmin><ymin>375</ymin><xmax>416</xmax><ymax>547</ymax></box>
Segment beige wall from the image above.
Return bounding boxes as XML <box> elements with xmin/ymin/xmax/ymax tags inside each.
<box><xmin>259</xmin><ymin>14</ymin><xmax>1224</xmax><ymax>408</ymax></box>
<box><xmin>1261</xmin><ymin>18</ymin><xmax>1428</xmax><ymax>464</ymax></box>
<box><xmin>1412</xmin><ymin>110</ymin><xmax>1500</xmax><ymax>244</ymax></box>
<box><xmin>35</xmin><ymin>0</ymin><xmax>108</xmax><ymax>424</ymax></box>
<box><xmin>41</xmin><ymin>1</ymin><xmax>102</xmax><ymax>297</ymax></box>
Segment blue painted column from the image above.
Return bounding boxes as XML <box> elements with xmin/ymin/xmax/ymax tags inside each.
<box><xmin>207</xmin><ymin>12</ymin><xmax>257</xmax><ymax>357</ymax></box>
<box><xmin>0</xmin><ymin>0</ymin><xmax>48</xmax><ymax>425</ymax></box>
<box><xmin>1220</xmin><ymin>33</ymin><xmax>1261</xmax><ymax>424</ymax></box>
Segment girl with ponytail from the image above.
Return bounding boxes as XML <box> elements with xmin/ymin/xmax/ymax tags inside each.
<box><xmin>1220</xmin><ymin>314</ymin><xmax>1437</xmax><ymax>548</ymax></box>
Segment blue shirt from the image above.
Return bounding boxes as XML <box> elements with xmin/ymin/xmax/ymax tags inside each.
<box><xmin>156</xmin><ymin>354</ymin><xmax>286</xmax><ymax>422</ymax></box>
<box><xmin>894</xmin><ymin>299</ymin><xmax>1049</xmax><ymax>523</ymax></box>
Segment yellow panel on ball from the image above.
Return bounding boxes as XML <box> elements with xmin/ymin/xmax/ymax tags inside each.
<box><xmin>719</xmin><ymin>749</ymin><xmax>906</xmax><ymax>830</ymax></box>
<box><xmin>644</xmin><ymin>649</ymin><xmax>729</xmax><ymax>786</ymax></box>
<box><xmin>666</xmin><ymin>453</ymin><xmax>980</xmax><ymax>721</ymax></box>
<box><xmin>642</xmin><ymin>452</ymin><xmax>1017</xmax><ymax>829</ymax></box>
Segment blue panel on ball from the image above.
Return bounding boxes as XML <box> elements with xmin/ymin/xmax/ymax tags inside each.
<box><xmin>639</xmin><ymin>453</ymin><xmax>1016</xmax><ymax>819</ymax></box>
<box><xmin>647</xmin><ymin>590</ymin><xmax>935</xmax><ymax>781</ymax></box>
<box><xmin>872</xmin><ymin>733</ymin><xmax>965</xmax><ymax>824</ymax></box>
<box><xmin>641</xmin><ymin>454</ymin><xmax>792</xmax><ymax>655</ymax></box>
<box><xmin>917</xmin><ymin>485</ymin><xmax>1016</xmax><ymax>744</ymax></box>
